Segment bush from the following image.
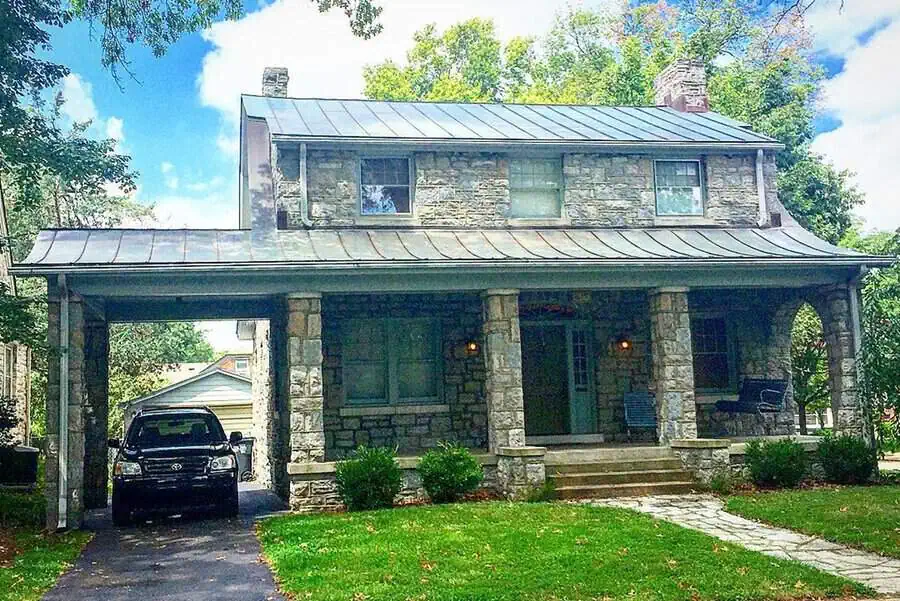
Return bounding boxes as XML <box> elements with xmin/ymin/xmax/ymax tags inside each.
<box><xmin>0</xmin><ymin>489</ymin><xmax>44</xmax><ymax>528</ymax></box>
<box><xmin>817</xmin><ymin>434</ymin><xmax>877</xmax><ymax>484</ymax></box>
<box><xmin>706</xmin><ymin>469</ymin><xmax>741</xmax><ymax>495</ymax></box>
<box><xmin>335</xmin><ymin>446</ymin><xmax>402</xmax><ymax>511</ymax></box>
<box><xmin>745</xmin><ymin>439</ymin><xmax>807</xmax><ymax>488</ymax></box>
<box><xmin>417</xmin><ymin>442</ymin><xmax>483</xmax><ymax>503</ymax></box>
<box><xmin>525</xmin><ymin>480</ymin><xmax>557</xmax><ymax>503</ymax></box>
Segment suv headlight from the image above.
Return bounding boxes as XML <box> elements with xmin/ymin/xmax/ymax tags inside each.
<box><xmin>210</xmin><ymin>455</ymin><xmax>236</xmax><ymax>471</ymax></box>
<box><xmin>114</xmin><ymin>460</ymin><xmax>141</xmax><ymax>477</ymax></box>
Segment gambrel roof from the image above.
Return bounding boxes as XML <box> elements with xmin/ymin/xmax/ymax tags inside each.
<box><xmin>241</xmin><ymin>96</ymin><xmax>781</xmax><ymax>149</ymax></box>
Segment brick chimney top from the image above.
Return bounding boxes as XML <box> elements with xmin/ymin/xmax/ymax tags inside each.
<box><xmin>654</xmin><ymin>59</ymin><xmax>708</xmax><ymax>113</ymax></box>
<box><xmin>262</xmin><ymin>67</ymin><xmax>289</xmax><ymax>97</ymax></box>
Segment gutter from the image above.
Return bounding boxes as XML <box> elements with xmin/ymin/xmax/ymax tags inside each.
<box><xmin>756</xmin><ymin>149</ymin><xmax>767</xmax><ymax>226</ymax></box>
<box><xmin>57</xmin><ymin>274</ymin><xmax>69</xmax><ymax>531</ymax></box>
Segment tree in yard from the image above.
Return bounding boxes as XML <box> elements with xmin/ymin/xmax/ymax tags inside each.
<box><xmin>790</xmin><ymin>304</ymin><xmax>830</xmax><ymax>435</ymax></box>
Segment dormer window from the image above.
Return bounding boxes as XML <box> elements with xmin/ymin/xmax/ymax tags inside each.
<box><xmin>655</xmin><ymin>160</ymin><xmax>705</xmax><ymax>216</ymax></box>
<box><xmin>360</xmin><ymin>157</ymin><xmax>412</xmax><ymax>215</ymax></box>
<box><xmin>509</xmin><ymin>158</ymin><xmax>563</xmax><ymax>218</ymax></box>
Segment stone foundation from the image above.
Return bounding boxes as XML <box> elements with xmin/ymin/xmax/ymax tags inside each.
<box><xmin>495</xmin><ymin>446</ymin><xmax>546</xmax><ymax>500</ymax></box>
<box><xmin>671</xmin><ymin>439</ymin><xmax>730</xmax><ymax>483</ymax></box>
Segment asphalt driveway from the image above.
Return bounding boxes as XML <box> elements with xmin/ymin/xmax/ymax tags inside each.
<box><xmin>42</xmin><ymin>484</ymin><xmax>287</xmax><ymax>601</ymax></box>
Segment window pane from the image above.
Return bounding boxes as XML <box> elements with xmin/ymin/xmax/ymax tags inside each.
<box><xmin>360</xmin><ymin>159</ymin><xmax>411</xmax><ymax>215</ymax></box>
<box><xmin>510</xmin><ymin>190</ymin><xmax>561</xmax><ymax>218</ymax></box>
<box><xmin>276</xmin><ymin>145</ymin><xmax>300</xmax><ymax>180</ymax></box>
<box><xmin>398</xmin><ymin>361</ymin><xmax>437</xmax><ymax>399</ymax></box>
<box><xmin>396</xmin><ymin>320</ymin><xmax>434</xmax><ymax>360</ymax></box>
<box><xmin>346</xmin><ymin>363</ymin><xmax>387</xmax><ymax>400</ymax></box>
<box><xmin>344</xmin><ymin>320</ymin><xmax>386</xmax><ymax>361</ymax></box>
<box><xmin>656</xmin><ymin>161</ymin><xmax>703</xmax><ymax>216</ymax></box>
<box><xmin>694</xmin><ymin>355</ymin><xmax>730</xmax><ymax>390</ymax></box>
<box><xmin>691</xmin><ymin>317</ymin><xmax>731</xmax><ymax>390</ymax></box>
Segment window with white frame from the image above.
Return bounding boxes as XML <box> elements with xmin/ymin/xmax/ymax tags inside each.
<box><xmin>234</xmin><ymin>358</ymin><xmax>249</xmax><ymax>373</ymax></box>
<box><xmin>691</xmin><ymin>316</ymin><xmax>736</xmax><ymax>391</ymax></box>
<box><xmin>342</xmin><ymin>318</ymin><xmax>440</xmax><ymax>405</ymax></box>
<box><xmin>359</xmin><ymin>158</ymin><xmax>412</xmax><ymax>215</ymax></box>
<box><xmin>655</xmin><ymin>160</ymin><xmax>704</xmax><ymax>216</ymax></box>
<box><xmin>509</xmin><ymin>158</ymin><xmax>563</xmax><ymax>218</ymax></box>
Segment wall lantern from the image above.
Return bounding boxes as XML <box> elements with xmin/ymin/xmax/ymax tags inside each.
<box><xmin>615</xmin><ymin>334</ymin><xmax>632</xmax><ymax>351</ymax></box>
<box><xmin>465</xmin><ymin>340</ymin><xmax>480</xmax><ymax>356</ymax></box>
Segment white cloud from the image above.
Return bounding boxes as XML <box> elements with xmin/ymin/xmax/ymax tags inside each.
<box><xmin>811</xmin><ymin>12</ymin><xmax>900</xmax><ymax>231</ymax></box>
<box><xmin>198</xmin><ymin>320</ymin><xmax>252</xmax><ymax>353</ymax></box>
<box><xmin>152</xmin><ymin>192</ymin><xmax>238</xmax><ymax>229</ymax></box>
<box><xmin>197</xmin><ymin>0</ymin><xmax>564</xmax><ymax>155</ymax></box>
<box><xmin>805</xmin><ymin>0</ymin><xmax>900</xmax><ymax>54</ymax></box>
<box><xmin>160</xmin><ymin>161</ymin><xmax>180</xmax><ymax>190</ymax></box>
<box><xmin>106</xmin><ymin>117</ymin><xmax>125</xmax><ymax>142</ymax></box>
<box><xmin>59</xmin><ymin>73</ymin><xmax>128</xmax><ymax>149</ymax></box>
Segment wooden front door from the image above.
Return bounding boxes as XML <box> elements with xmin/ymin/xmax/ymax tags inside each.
<box><xmin>521</xmin><ymin>323</ymin><xmax>570</xmax><ymax>436</ymax></box>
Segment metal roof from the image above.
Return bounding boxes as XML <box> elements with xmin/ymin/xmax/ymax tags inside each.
<box><xmin>13</xmin><ymin>226</ymin><xmax>889</xmax><ymax>273</ymax></box>
<box><xmin>241</xmin><ymin>96</ymin><xmax>781</xmax><ymax>148</ymax></box>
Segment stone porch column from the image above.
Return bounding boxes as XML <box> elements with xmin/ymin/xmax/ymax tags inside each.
<box><xmin>817</xmin><ymin>285</ymin><xmax>866</xmax><ymax>439</ymax></box>
<box><xmin>45</xmin><ymin>281</ymin><xmax>86</xmax><ymax>530</ymax></box>
<box><xmin>286</xmin><ymin>293</ymin><xmax>325</xmax><ymax>464</ymax></box>
<box><xmin>649</xmin><ymin>287</ymin><xmax>698</xmax><ymax>443</ymax></box>
<box><xmin>82</xmin><ymin>307</ymin><xmax>109</xmax><ymax>510</ymax></box>
<box><xmin>481</xmin><ymin>289</ymin><xmax>525</xmax><ymax>453</ymax></box>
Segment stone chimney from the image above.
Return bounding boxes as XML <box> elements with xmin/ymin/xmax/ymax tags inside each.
<box><xmin>654</xmin><ymin>59</ymin><xmax>708</xmax><ymax>113</ymax></box>
<box><xmin>262</xmin><ymin>67</ymin><xmax>289</xmax><ymax>97</ymax></box>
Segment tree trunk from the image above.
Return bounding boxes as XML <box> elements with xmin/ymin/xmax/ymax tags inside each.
<box><xmin>798</xmin><ymin>401</ymin><xmax>807</xmax><ymax>435</ymax></box>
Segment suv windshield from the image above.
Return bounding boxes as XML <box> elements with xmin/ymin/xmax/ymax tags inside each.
<box><xmin>127</xmin><ymin>414</ymin><xmax>226</xmax><ymax>448</ymax></box>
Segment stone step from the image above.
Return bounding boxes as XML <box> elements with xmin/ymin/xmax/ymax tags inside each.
<box><xmin>549</xmin><ymin>469</ymin><xmax>694</xmax><ymax>487</ymax></box>
<box><xmin>554</xmin><ymin>481</ymin><xmax>698</xmax><ymax>500</ymax></box>
<box><xmin>547</xmin><ymin>458</ymin><xmax>684</xmax><ymax>474</ymax></box>
<box><xmin>545</xmin><ymin>446</ymin><xmax>673</xmax><ymax>465</ymax></box>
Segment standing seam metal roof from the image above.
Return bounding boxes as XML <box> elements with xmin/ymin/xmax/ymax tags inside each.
<box><xmin>241</xmin><ymin>96</ymin><xmax>780</xmax><ymax>146</ymax></box>
<box><xmin>14</xmin><ymin>226</ymin><xmax>888</xmax><ymax>271</ymax></box>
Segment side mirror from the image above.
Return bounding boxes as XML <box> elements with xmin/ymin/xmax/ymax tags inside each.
<box><xmin>108</xmin><ymin>438</ymin><xmax>120</xmax><ymax>449</ymax></box>
<box><xmin>229</xmin><ymin>432</ymin><xmax>243</xmax><ymax>445</ymax></box>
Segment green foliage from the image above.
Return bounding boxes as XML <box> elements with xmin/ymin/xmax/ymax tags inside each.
<box><xmin>525</xmin><ymin>479</ymin><xmax>557</xmax><ymax>503</ymax></box>
<box><xmin>817</xmin><ymin>434</ymin><xmax>877</xmax><ymax>485</ymax></box>
<box><xmin>0</xmin><ymin>395</ymin><xmax>20</xmax><ymax>448</ymax></box>
<box><xmin>334</xmin><ymin>446</ymin><xmax>402</xmax><ymax>511</ymax></box>
<box><xmin>706</xmin><ymin>469</ymin><xmax>741</xmax><ymax>496</ymax></box>
<box><xmin>417</xmin><ymin>441</ymin><xmax>483</xmax><ymax>503</ymax></box>
<box><xmin>0</xmin><ymin>488</ymin><xmax>44</xmax><ymax>528</ymax></box>
<box><xmin>790</xmin><ymin>304</ymin><xmax>829</xmax><ymax>434</ymax></box>
<box><xmin>744</xmin><ymin>439</ymin><xmax>807</xmax><ymax>488</ymax></box>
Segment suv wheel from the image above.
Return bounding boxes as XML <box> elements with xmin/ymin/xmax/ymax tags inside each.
<box><xmin>221</xmin><ymin>485</ymin><xmax>239</xmax><ymax>518</ymax></box>
<box><xmin>111</xmin><ymin>494</ymin><xmax>132</xmax><ymax>527</ymax></box>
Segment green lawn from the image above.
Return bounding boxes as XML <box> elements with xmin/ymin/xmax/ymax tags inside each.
<box><xmin>0</xmin><ymin>488</ymin><xmax>91</xmax><ymax>601</ymax></box>
<box><xmin>258</xmin><ymin>502</ymin><xmax>868</xmax><ymax>601</ymax></box>
<box><xmin>726</xmin><ymin>486</ymin><xmax>900</xmax><ymax>560</ymax></box>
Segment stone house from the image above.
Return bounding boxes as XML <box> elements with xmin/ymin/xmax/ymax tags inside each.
<box><xmin>11</xmin><ymin>59</ymin><xmax>892</xmax><ymax>528</ymax></box>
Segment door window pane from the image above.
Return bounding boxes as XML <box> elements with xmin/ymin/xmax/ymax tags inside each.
<box><xmin>691</xmin><ymin>316</ymin><xmax>732</xmax><ymax>390</ymax></box>
<box><xmin>360</xmin><ymin>158</ymin><xmax>411</xmax><ymax>215</ymax></box>
<box><xmin>655</xmin><ymin>161</ymin><xmax>704</xmax><ymax>216</ymax></box>
<box><xmin>571</xmin><ymin>329</ymin><xmax>590</xmax><ymax>392</ymax></box>
<box><xmin>510</xmin><ymin>158</ymin><xmax>562</xmax><ymax>218</ymax></box>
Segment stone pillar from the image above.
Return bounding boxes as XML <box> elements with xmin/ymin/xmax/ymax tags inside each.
<box><xmin>649</xmin><ymin>287</ymin><xmax>697</xmax><ymax>443</ymax></box>
<box><xmin>671</xmin><ymin>439</ymin><xmax>730</xmax><ymax>484</ymax></box>
<box><xmin>286</xmin><ymin>293</ymin><xmax>325</xmax><ymax>508</ymax></box>
<box><xmin>481</xmin><ymin>289</ymin><xmax>525</xmax><ymax>453</ymax></box>
<box><xmin>496</xmin><ymin>447</ymin><xmax>546</xmax><ymax>500</ymax></box>
<box><xmin>82</xmin><ymin>308</ymin><xmax>109</xmax><ymax>510</ymax></box>
<box><xmin>817</xmin><ymin>285</ymin><xmax>866</xmax><ymax>438</ymax></box>
<box><xmin>45</xmin><ymin>281</ymin><xmax>86</xmax><ymax>530</ymax></box>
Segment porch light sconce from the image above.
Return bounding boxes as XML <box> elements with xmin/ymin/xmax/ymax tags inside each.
<box><xmin>465</xmin><ymin>340</ymin><xmax>480</xmax><ymax>357</ymax></box>
<box><xmin>615</xmin><ymin>334</ymin><xmax>632</xmax><ymax>351</ymax></box>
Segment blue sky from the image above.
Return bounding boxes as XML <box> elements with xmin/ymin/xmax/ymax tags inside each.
<box><xmin>47</xmin><ymin>0</ymin><xmax>900</xmax><ymax>348</ymax></box>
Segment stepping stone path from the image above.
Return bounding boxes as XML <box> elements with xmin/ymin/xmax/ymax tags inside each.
<box><xmin>588</xmin><ymin>495</ymin><xmax>900</xmax><ymax>595</ymax></box>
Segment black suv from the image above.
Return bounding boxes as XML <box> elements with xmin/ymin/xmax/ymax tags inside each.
<box><xmin>109</xmin><ymin>406</ymin><xmax>241</xmax><ymax>526</ymax></box>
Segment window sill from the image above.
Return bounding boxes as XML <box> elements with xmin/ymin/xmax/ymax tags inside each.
<box><xmin>653</xmin><ymin>216</ymin><xmax>717</xmax><ymax>227</ymax></box>
<box><xmin>355</xmin><ymin>215</ymin><xmax>418</xmax><ymax>226</ymax></box>
<box><xmin>339</xmin><ymin>403</ymin><xmax>450</xmax><ymax>417</ymax></box>
<box><xmin>507</xmin><ymin>217</ymin><xmax>571</xmax><ymax>227</ymax></box>
<box><xmin>696</xmin><ymin>392</ymin><xmax>739</xmax><ymax>404</ymax></box>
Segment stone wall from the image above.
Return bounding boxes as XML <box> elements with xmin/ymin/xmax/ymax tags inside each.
<box><xmin>2</xmin><ymin>343</ymin><xmax>31</xmax><ymax>446</ymax></box>
<box><xmin>278</xmin><ymin>149</ymin><xmax>774</xmax><ymax>228</ymax></box>
<box><xmin>649</xmin><ymin>288</ymin><xmax>697</xmax><ymax>443</ymax></box>
<box><xmin>321</xmin><ymin>293</ymin><xmax>487</xmax><ymax>459</ymax></box>
<box><xmin>250</xmin><ymin>320</ymin><xmax>276</xmax><ymax>488</ymax></box>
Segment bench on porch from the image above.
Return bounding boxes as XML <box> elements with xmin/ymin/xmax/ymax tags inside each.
<box><xmin>714</xmin><ymin>378</ymin><xmax>788</xmax><ymax>414</ymax></box>
<box><xmin>623</xmin><ymin>392</ymin><xmax>657</xmax><ymax>437</ymax></box>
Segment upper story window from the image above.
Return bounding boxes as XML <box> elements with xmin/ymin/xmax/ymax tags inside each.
<box><xmin>691</xmin><ymin>315</ymin><xmax>736</xmax><ymax>392</ymax></box>
<box><xmin>360</xmin><ymin>158</ymin><xmax>412</xmax><ymax>216</ymax></box>
<box><xmin>509</xmin><ymin>158</ymin><xmax>563</xmax><ymax>218</ymax></box>
<box><xmin>234</xmin><ymin>358</ymin><xmax>249</xmax><ymax>373</ymax></box>
<box><xmin>655</xmin><ymin>160</ymin><xmax>704</xmax><ymax>217</ymax></box>
<box><xmin>276</xmin><ymin>144</ymin><xmax>301</xmax><ymax>180</ymax></box>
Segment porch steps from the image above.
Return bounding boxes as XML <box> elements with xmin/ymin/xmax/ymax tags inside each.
<box><xmin>545</xmin><ymin>448</ymin><xmax>698</xmax><ymax>499</ymax></box>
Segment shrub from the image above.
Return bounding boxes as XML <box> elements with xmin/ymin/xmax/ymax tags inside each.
<box><xmin>817</xmin><ymin>434</ymin><xmax>877</xmax><ymax>484</ymax></box>
<box><xmin>744</xmin><ymin>439</ymin><xmax>807</xmax><ymax>488</ymax></box>
<box><xmin>0</xmin><ymin>489</ymin><xmax>44</xmax><ymax>528</ymax></box>
<box><xmin>335</xmin><ymin>446</ymin><xmax>402</xmax><ymax>511</ymax></box>
<box><xmin>706</xmin><ymin>469</ymin><xmax>741</xmax><ymax>495</ymax></box>
<box><xmin>525</xmin><ymin>480</ymin><xmax>557</xmax><ymax>503</ymax></box>
<box><xmin>418</xmin><ymin>442</ymin><xmax>483</xmax><ymax>503</ymax></box>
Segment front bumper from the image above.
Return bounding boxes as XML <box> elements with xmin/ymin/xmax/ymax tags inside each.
<box><xmin>114</xmin><ymin>472</ymin><xmax>236</xmax><ymax>511</ymax></box>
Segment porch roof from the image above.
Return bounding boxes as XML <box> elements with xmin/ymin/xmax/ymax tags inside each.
<box><xmin>12</xmin><ymin>226</ymin><xmax>892</xmax><ymax>275</ymax></box>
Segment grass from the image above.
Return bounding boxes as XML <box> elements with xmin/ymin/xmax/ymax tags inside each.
<box><xmin>258</xmin><ymin>502</ymin><xmax>868</xmax><ymax>601</ymax></box>
<box><xmin>726</xmin><ymin>485</ymin><xmax>900</xmax><ymax>560</ymax></box>
<box><xmin>0</xmin><ymin>488</ymin><xmax>92</xmax><ymax>601</ymax></box>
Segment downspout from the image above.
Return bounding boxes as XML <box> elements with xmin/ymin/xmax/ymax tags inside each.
<box><xmin>756</xmin><ymin>149</ymin><xmax>768</xmax><ymax>226</ymax></box>
<box><xmin>57</xmin><ymin>274</ymin><xmax>69</xmax><ymax>530</ymax></box>
<box><xmin>299</xmin><ymin>142</ymin><xmax>312</xmax><ymax>228</ymax></box>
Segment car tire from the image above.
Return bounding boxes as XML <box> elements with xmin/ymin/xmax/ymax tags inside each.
<box><xmin>220</xmin><ymin>485</ymin><xmax>239</xmax><ymax>518</ymax></box>
<box><xmin>111</xmin><ymin>499</ymin><xmax>132</xmax><ymax>527</ymax></box>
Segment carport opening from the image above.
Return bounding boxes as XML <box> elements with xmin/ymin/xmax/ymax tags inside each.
<box><xmin>790</xmin><ymin>303</ymin><xmax>832</xmax><ymax>434</ymax></box>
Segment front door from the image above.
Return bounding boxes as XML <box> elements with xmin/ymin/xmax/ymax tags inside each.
<box><xmin>521</xmin><ymin>322</ymin><xmax>596</xmax><ymax>437</ymax></box>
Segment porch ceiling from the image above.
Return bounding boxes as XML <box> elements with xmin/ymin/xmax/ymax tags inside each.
<box><xmin>12</xmin><ymin>226</ymin><xmax>891</xmax><ymax>274</ymax></box>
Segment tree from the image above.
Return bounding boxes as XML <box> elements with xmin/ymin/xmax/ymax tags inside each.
<box><xmin>790</xmin><ymin>304</ymin><xmax>829</xmax><ymax>434</ymax></box>
<box><xmin>363</xmin><ymin>1</ymin><xmax>862</xmax><ymax>244</ymax></box>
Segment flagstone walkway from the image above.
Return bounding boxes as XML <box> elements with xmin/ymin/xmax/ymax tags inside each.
<box><xmin>588</xmin><ymin>495</ymin><xmax>900</xmax><ymax>595</ymax></box>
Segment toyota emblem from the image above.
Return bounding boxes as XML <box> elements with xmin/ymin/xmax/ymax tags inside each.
<box><xmin>170</xmin><ymin>463</ymin><xmax>183</xmax><ymax>472</ymax></box>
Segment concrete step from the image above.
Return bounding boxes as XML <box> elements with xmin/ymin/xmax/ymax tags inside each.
<box><xmin>544</xmin><ymin>446</ymin><xmax>673</xmax><ymax>465</ymax></box>
<box><xmin>555</xmin><ymin>481</ymin><xmax>698</xmax><ymax>500</ymax></box>
<box><xmin>547</xmin><ymin>458</ymin><xmax>684</xmax><ymax>475</ymax></box>
<box><xmin>549</xmin><ymin>469</ymin><xmax>694</xmax><ymax>487</ymax></box>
